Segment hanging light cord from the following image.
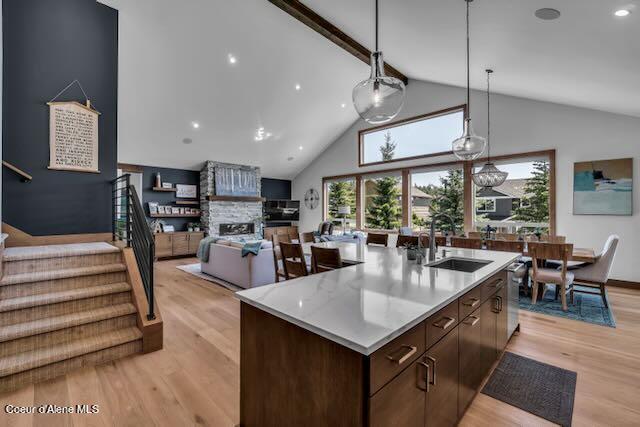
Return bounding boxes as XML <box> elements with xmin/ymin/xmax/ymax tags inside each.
<box><xmin>486</xmin><ymin>70</ymin><xmax>491</xmax><ymax>161</ymax></box>
<box><xmin>466</xmin><ymin>0</ymin><xmax>470</xmax><ymax>115</ymax></box>
<box><xmin>375</xmin><ymin>0</ymin><xmax>379</xmax><ymax>51</ymax></box>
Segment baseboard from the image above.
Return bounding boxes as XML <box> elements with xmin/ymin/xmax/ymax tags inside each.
<box><xmin>2</xmin><ymin>223</ymin><xmax>112</xmax><ymax>248</ymax></box>
<box><xmin>607</xmin><ymin>279</ymin><xmax>639</xmax><ymax>289</ymax></box>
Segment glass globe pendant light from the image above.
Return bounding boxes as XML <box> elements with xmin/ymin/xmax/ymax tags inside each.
<box><xmin>352</xmin><ymin>0</ymin><xmax>405</xmax><ymax>124</ymax></box>
<box><xmin>452</xmin><ymin>0</ymin><xmax>487</xmax><ymax>160</ymax></box>
<box><xmin>472</xmin><ymin>69</ymin><xmax>508</xmax><ymax>189</ymax></box>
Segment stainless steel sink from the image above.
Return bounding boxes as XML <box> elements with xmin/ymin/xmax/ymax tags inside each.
<box><xmin>426</xmin><ymin>257</ymin><xmax>492</xmax><ymax>273</ymax></box>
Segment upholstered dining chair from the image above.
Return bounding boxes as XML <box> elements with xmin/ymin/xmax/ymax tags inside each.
<box><xmin>299</xmin><ymin>232</ymin><xmax>315</xmax><ymax>243</ymax></box>
<box><xmin>310</xmin><ymin>246</ymin><xmax>343</xmax><ymax>273</ymax></box>
<box><xmin>271</xmin><ymin>233</ymin><xmax>291</xmax><ymax>283</ymax></box>
<box><xmin>396</xmin><ymin>235</ymin><xmax>419</xmax><ymax>248</ymax></box>
<box><xmin>318</xmin><ymin>221</ymin><xmax>334</xmax><ymax>236</ymax></box>
<box><xmin>451</xmin><ymin>237</ymin><xmax>483</xmax><ymax>249</ymax></box>
<box><xmin>366</xmin><ymin>232</ymin><xmax>389</xmax><ymax>247</ymax></box>
<box><xmin>279</xmin><ymin>242</ymin><xmax>309</xmax><ymax>280</ymax></box>
<box><xmin>529</xmin><ymin>242</ymin><xmax>574</xmax><ymax>311</ymax></box>
<box><xmin>570</xmin><ymin>235</ymin><xmax>619</xmax><ymax>308</ymax></box>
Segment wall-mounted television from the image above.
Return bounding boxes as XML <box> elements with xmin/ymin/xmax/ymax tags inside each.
<box><xmin>264</xmin><ymin>200</ymin><xmax>300</xmax><ymax>221</ymax></box>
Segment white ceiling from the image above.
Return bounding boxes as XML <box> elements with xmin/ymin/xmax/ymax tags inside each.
<box><xmin>305</xmin><ymin>0</ymin><xmax>640</xmax><ymax>118</ymax></box>
<box><xmin>100</xmin><ymin>0</ymin><xmax>639</xmax><ymax>179</ymax></box>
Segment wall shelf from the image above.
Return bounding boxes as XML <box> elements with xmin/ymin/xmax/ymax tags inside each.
<box><xmin>207</xmin><ymin>195</ymin><xmax>266</xmax><ymax>202</ymax></box>
<box><xmin>175</xmin><ymin>200</ymin><xmax>199</xmax><ymax>205</ymax></box>
<box><xmin>152</xmin><ymin>187</ymin><xmax>177</xmax><ymax>192</ymax></box>
<box><xmin>150</xmin><ymin>213</ymin><xmax>200</xmax><ymax>218</ymax></box>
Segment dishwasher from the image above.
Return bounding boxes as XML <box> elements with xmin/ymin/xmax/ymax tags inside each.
<box><xmin>506</xmin><ymin>262</ymin><xmax>526</xmax><ymax>337</ymax></box>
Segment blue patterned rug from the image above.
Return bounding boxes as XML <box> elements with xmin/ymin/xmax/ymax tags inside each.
<box><xmin>519</xmin><ymin>285</ymin><xmax>616</xmax><ymax>328</ymax></box>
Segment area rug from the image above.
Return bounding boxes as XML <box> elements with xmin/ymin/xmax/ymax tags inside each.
<box><xmin>482</xmin><ymin>352</ymin><xmax>577</xmax><ymax>427</ymax></box>
<box><xmin>519</xmin><ymin>285</ymin><xmax>616</xmax><ymax>327</ymax></box>
<box><xmin>176</xmin><ymin>263</ymin><xmax>243</xmax><ymax>292</ymax></box>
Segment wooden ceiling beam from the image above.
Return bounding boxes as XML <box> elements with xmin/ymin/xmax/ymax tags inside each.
<box><xmin>267</xmin><ymin>0</ymin><xmax>409</xmax><ymax>85</ymax></box>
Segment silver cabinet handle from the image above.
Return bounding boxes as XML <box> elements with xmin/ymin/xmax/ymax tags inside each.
<box><xmin>433</xmin><ymin>316</ymin><xmax>455</xmax><ymax>330</ymax></box>
<box><xmin>488</xmin><ymin>278</ymin><xmax>504</xmax><ymax>288</ymax></box>
<box><xmin>463</xmin><ymin>316</ymin><xmax>480</xmax><ymax>326</ymax></box>
<box><xmin>426</xmin><ymin>356</ymin><xmax>437</xmax><ymax>386</ymax></box>
<box><xmin>386</xmin><ymin>345</ymin><xmax>417</xmax><ymax>365</ymax></box>
<box><xmin>417</xmin><ymin>361</ymin><xmax>430</xmax><ymax>392</ymax></box>
<box><xmin>461</xmin><ymin>298</ymin><xmax>480</xmax><ymax>307</ymax></box>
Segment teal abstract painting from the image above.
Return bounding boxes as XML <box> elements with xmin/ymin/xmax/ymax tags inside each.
<box><xmin>573</xmin><ymin>158</ymin><xmax>633</xmax><ymax>215</ymax></box>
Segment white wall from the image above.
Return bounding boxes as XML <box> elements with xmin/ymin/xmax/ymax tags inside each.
<box><xmin>293</xmin><ymin>79</ymin><xmax>640</xmax><ymax>282</ymax></box>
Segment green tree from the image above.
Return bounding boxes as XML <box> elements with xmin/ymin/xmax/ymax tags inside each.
<box><xmin>328</xmin><ymin>181</ymin><xmax>356</xmax><ymax>220</ymax></box>
<box><xmin>513</xmin><ymin>161</ymin><xmax>549</xmax><ymax>222</ymax></box>
<box><xmin>366</xmin><ymin>131</ymin><xmax>402</xmax><ymax>229</ymax></box>
<box><xmin>429</xmin><ymin>170</ymin><xmax>464</xmax><ymax>233</ymax></box>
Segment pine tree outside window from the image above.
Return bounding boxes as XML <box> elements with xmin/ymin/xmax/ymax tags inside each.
<box><xmin>326</xmin><ymin>178</ymin><xmax>357</xmax><ymax>230</ymax></box>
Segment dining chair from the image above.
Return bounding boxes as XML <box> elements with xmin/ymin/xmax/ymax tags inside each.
<box><xmin>528</xmin><ymin>242</ymin><xmax>574</xmax><ymax>311</ymax></box>
<box><xmin>310</xmin><ymin>246</ymin><xmax>343</xmax><ymax>273</ymax></box>
<box><xmin>366</xmin><ymin>232</ymin><xmax>389</xmax><ymax>247</ymax></box>
<box><xmin>495</xmin><ymin>233</ymin><xmax>518</xmax><ymax>241</ymax></box>
<box><xmin>467</xmin><ymin>231</ymin><xmax>482</xmax><ymax>239</ymax></box>
<box><xmin>280</xmin><ymin>242</ymin><xmax>309</xmax><ymax>280</ymax></box>
<box><xmin>420</xmin><ymin>235</ymin><xmax>447</xmax><ymax>248</ymax></box>
<box><xmin>451</xmin><ymin>237</ymin><xmax>483</xmax><ymax>249</ymax></box>
<box><xmin>570</xmin><ymin>235</ymin><xmax>619</xmax><ymax>308</ymax></box>
<box><xmin>318</xmin><ymin>221</ymin><xmax>334</xmax><ymax>235</ymax></box>
<box><xmin>299</xmin><ymin>232</ymin><xmax>315</xmax><ymax>243</ymax></box>
<box><xmin>271</xmin><ymin>234</ymin><xmax>291</xmax><ymax>283</ymax></box>
<box><xmin>396</xmin><ymin>235</ymin><xmax>419</xmax><ymax>248</ymax></box>
<box><xmin>486</xmin><ymin>239</ymin><xmax>524</xmax><ymax>253</ymax></box>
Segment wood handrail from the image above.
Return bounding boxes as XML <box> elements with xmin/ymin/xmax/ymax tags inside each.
<box><xmin>2</xmin><ymin>161</ymin><xmax>32</xmax><ymax>182</ymax></box>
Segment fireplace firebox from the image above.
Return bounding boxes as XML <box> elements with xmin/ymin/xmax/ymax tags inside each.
<box><xmin>219</xmin><ymin>223</ymin><xmax>255</xmax><ymax>236</ymax></box>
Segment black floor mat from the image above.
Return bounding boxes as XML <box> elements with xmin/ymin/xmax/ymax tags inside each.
<box><xmin>481</xmin><ymin>352</ymin><xmax>577</xmax><ymax>427</ymax></box>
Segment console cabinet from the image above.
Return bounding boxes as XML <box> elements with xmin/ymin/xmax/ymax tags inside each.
<box><xmin>154</xmin><ymin>232</ymin><xmax>204</xmax><ymax>259</ymax></box>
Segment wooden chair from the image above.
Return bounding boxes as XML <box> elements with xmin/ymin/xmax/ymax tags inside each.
<box><xmin>271</xmin><ymin>234</ymin><xmax>291</xmax><ymax>283</ymax></box>
<box><xmin>529</xmin><ymin>242</ymin><xmax>574</xmax><ymax>311</ymax></box>
<box><xmin>299</xmin><ymin>232</ymin><xmax>315</xmax><ymax>243</ymax></box>
<box><xmin>451</xmin><ymin>237</ymin><xmax>483</xmax><ymax>249</ymax></box>
<box><xmin>280</xmin><ymin>242</ymin><xmax>308</xmax><ymax>280</ymax></box>
<box><xmin>495</xmin><ymin>233</ymin><xmax>518</xmax><ymax>241</ymax></box>
<box><xmin>366</xmin><ymin>232</ymin><xmax>389</xmax><ymax>247</ymax></box>
<box><xmin>525</xmin><ymin>234</ymin><xmax>566</xmax><ymax>244</ymax></box>
<box><xmin>396</xmin><ymin>235</ymin><xmax>419</xmax><ymax>248</ymax></box>
<box><xmin>420</xmin><ymin>235</ymin><xmax>447</xmax><ymax>248</ymax></box>
<box><xmin>310</xmin><ymin>246</ymin><xmax>343</xmax><ymax>273</ymax></box>
<box><xmin>486</xmin><ymin>239</ymin><xmax>525</xmax><ymax>253</ymax></box>
<box><xmin>467</xmin><ymin>232</ymin><xmax>482</xmax><ymax>239</ymax></box>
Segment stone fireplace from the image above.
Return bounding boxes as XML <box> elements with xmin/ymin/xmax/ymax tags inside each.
<box><xmin>201</xmin><ymin>161</ymin><xmax>263</xmax><ymax>240</ymax></box>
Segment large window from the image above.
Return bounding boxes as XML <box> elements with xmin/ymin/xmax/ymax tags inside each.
<box><xmin>410</xmin><ymin>168</ymin><xmax>464</xmax><ymax>232</ymax></box>
<box><xmin>473</xmin><ymin>158</ymin><xmax>551</xmax><ymax>233</ymax></box>
<box><xmin>325</xmin><ymin>178</ymin><xmax>357</xmax><ymax>231</ymax></box>
<box><xmin>359</xmin><ymin>106</ymin><xmax>465</xmax><ymax>166</ymax></box>
<box><xmin>364</xmin><ymin>173</ymin><xmax>403</xmax><ymax>230</ymax></box>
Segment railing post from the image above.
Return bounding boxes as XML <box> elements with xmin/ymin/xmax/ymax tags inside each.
<box><xmin>147</xmin><ymin>240</ymin><xmax>155</xmax><ymax>320</ymax></box>
<box><xmin>125</xmin><ymin>174</ymin><xmax>131</xmax><ymax>247</ymax></box>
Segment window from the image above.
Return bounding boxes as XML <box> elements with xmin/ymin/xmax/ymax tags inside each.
<box><xmin>473</xmin><ymin>158</ymin><xmax>551</xmax><ymax>233</ymax></box>
<box><xmin>410</xmin><ymin>168</ymin><xmax>464</xmax><ymax>232</ymax></box>
<box><xmin>359</xmin><ymin>106</ymin><xmax>465</xmax><ymax>166</ymax></box>
<box><xmin>363</xmin><ymin>172</ymin><xmax>403</xmax><ymax>230</ymax></box>
<box><xmin>325</xmin><ymin>178</ymin><xmax>357</xmax><ymax>231</ymax></box>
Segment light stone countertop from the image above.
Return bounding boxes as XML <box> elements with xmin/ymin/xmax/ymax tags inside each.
<box><xmin>236</xmin><ymin>242</ymin><xmax>519</xmax><ymax>355</ymax></box>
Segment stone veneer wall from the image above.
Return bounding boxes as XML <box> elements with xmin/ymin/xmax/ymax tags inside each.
<box><xmin>200</xmin><ymin>161</ymin><xmax>263</xmax><ymax>240</ymax></box>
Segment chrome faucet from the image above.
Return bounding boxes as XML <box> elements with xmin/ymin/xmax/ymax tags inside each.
<box><xmin>425</xmin><ymin>213</ymin><xmax>457</xmax><ymax>262</ymax></box>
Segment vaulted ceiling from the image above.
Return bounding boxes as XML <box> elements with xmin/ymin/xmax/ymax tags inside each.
<box><xmin>100</xmin><ymin>0</ymin><xmax>639</xmax><ymax>179</ymax></box>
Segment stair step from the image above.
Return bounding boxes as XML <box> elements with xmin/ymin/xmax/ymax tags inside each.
<box><xmin>0</xmin><ymin>263</ymin><xmax>127</xmax><ymax>287</ymax></box>
<box><xmin>4</xmin><ymin>252</ymin><xmax>123</xmax><ymax>276</ymax></box>
<box><xmin>0</xmin><ymin>303</ymin><xmax>137</xmax><ymax>343</ymax></box>
<box><xmin>0</xmin><ymin>282</ymin><xmax>131</xmax><ymax>313</ymax></box>
<box><xmin>3</xmin><ymin>242</ymin><xmax>120</xmax><ymax>262</ymax></box>
<box><xmin>0</xmin><ymin>271</ymin><xmax>127</xmax><ymax>300</ymax></box>
<box><xmin>0</xmin><ymin>327</ymin><xmax>142</xmax><ymax>378</ymax></box>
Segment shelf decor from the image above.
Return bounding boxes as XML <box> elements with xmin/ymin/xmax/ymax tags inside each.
<box><xmin>176</xmin><ymin>184</ymin><xmax>197</xmax><ymax>198</ymax></box>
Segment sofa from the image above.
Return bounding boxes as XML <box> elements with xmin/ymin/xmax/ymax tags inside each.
<box><xmin>200</xmin><ymin>240</ymin><xmax>276</xmax><ymax>289</ymax></box>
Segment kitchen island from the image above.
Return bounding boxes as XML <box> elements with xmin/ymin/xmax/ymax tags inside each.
<box><xmin>236</xmin><ymin>243</ymin><xmax>521</xmax><ymax>427</ymax></box>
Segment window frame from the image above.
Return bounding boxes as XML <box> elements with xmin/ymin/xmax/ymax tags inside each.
<box><xmin>357</xmin><ymin>105</ymin><xmax>467</xmax><ymax>167</ymax></box>
<box><xmin>476</xmin><ymin>197</ymin><xmax>497</xmax><ymax>213</ymax></box>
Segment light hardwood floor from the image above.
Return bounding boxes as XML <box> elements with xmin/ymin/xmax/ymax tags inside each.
<box><xmin>1</xmin><ymin>257</ymin><xmax>639</xmax><ymax>426</ymax></box>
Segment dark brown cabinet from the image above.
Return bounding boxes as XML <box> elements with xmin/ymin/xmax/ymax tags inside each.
<box><xmin>425</xmin><ymin>327</ymin><xmax>459</xmax><ymax>427</ymax></box>
<box><xmin>458</xmin><ymin>308</ymin><xmax>484</xmax><ymax>417</ymax></box>
<box><xmin>370</xmin><ymin>358</ymin><xmax>427</xmax><ymax>427</ymax></box>
<box><xmin>495</xmin><ymin>285</ymin><xmax>509</xmax><ymax>355</ymax></box>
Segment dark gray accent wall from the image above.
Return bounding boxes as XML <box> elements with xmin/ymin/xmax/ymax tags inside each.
<box><xmin>2</xmin><ymin>0</ymin><xmax>118</xmax><ymax>235</ymax></box>
<box><xmin>262</xmin><ymin>178</ymin><xmax>292</xmax><ymax>200</ymax></box>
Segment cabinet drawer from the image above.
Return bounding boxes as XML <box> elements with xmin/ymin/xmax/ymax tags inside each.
<box><xmin>481</xmin><ymin>271</ymin><xmax>507</xmax><ymax>302</ymax></box>
<box><xmin>172</xmin><ymin>234</ymin><xmax>189</xmax><ymax>256</ymax></box>
<box><xmin>370</xmin><ymin>322</ymin><xmax>426</xmax><ymax>396</ymax></box>
<box><xmin>459</xmin><ymin>285</ymin><xmax>482</xmax><ymax>319</ymax></box>
<box><xmin>426</xmin><ymin>299</ymin><xmax>459</xmax><ymax>349</ymax></box>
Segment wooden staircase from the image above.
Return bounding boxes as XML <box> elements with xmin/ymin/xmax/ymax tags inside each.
<box><xmin>0</xmin><ymin>242</ymin><xmax>153</xmax><ymax>392</ymax></box>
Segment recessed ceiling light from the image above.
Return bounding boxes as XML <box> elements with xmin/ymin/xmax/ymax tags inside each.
<box><xmin>534</xmin><ymin>8</ymin><xmax>561</xmax><ymax>20</ymax></box>
<box><xmin>614</xmin><ymin>9</ymin><xmax>631</xmax><ymax>17</ymax></box>
<box><xmin>228</xmin><ymin>54</ymin><xmax>237</xmax><ymax>64</ymax></box>
<box><xmin>182</xmin><ymin>138</ymin><xmax>193</xmax><ymax>145</ymax></box>
<box><xmin>295</xmin><ymin>84</ymin><xmax>301</xmax><ymax>91</ymax></box>
<box><xmin>255</xmin><ymin>127</ymin><xmax>272</xmax><ymax>142</ymax></box>
<box><xmin>287</xmin><ymin>157</ymin><xmax>294</xmax><ymax>161</ymax></box>
<box><xmin>341</xmin><ymin>103</ymin><xmax>346</xmax><ymax>108</ymax></box>
<box><xmin>191</xmin><ymin>121</ymin><xmax>200</xmax><ymax>129</ymax></box>
<box><xmin>298</xmin><ymin>146</ymin><xmax>303</xmax><ymax>151</ymax></box>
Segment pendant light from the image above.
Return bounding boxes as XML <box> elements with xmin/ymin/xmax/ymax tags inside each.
<box><xmin>352</xmin><ymin>0</ymin><xmax>405</xmax><ymax>124</ymax></box>
<box><xmin>452</xmin><ymin>0</ymin><xmax>486</xmax><ymax>160</ymax></box>
<box><xmin>472</xmin><ymin>69</ymin><xmax>508</xmax><ymax>189</ymax></box>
